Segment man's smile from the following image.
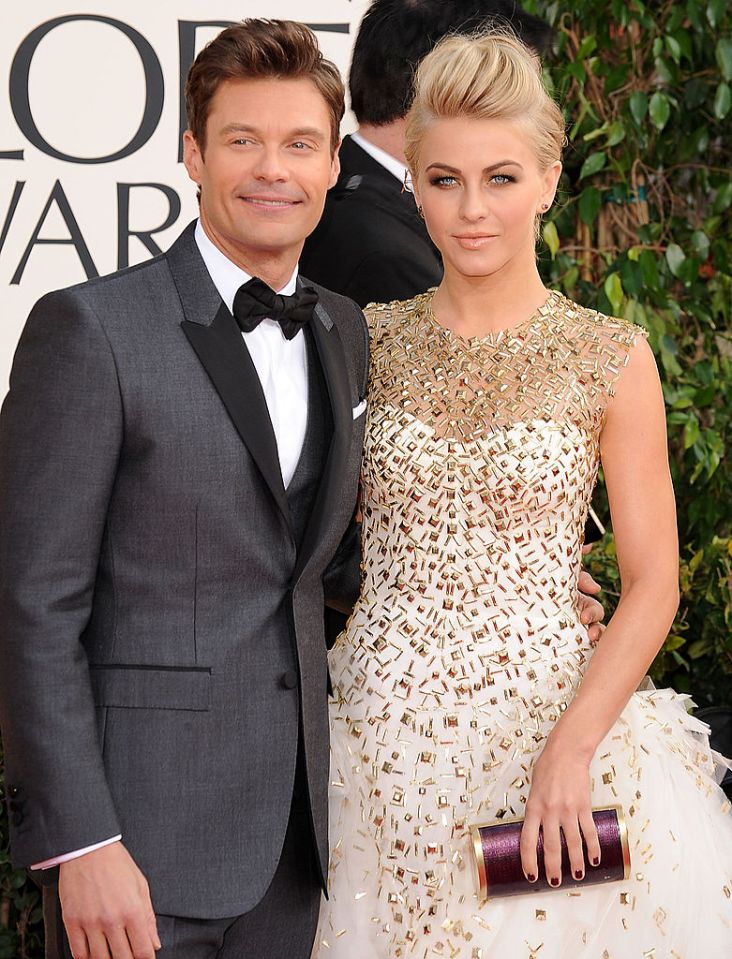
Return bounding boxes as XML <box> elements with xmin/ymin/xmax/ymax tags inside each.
<box><xmin>239</xmin><ymin>194</ymin><xmax>302</xmax><ymax>208</ymax></box>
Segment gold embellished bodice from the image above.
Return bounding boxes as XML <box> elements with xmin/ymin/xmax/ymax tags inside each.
<box><xmin>338</xmin><ymin>290</ymin><xmax>644</xmax><ymax>707</ymax></box>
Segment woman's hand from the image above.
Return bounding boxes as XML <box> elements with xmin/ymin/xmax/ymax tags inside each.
<box><xmin>519</xmin><ymin>734</ymin><xmax>601</xmax><ymax>886</ymax></box>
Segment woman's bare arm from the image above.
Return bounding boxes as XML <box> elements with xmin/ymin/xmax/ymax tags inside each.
<box><xmin>520</xmin><ymin>334</ymin><xmax>679</xmax><ymax>884</ymax></box>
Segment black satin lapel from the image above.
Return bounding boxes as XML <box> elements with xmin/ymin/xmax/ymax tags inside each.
<box><xmin>182</xmin><ymin>304</ymin><xmax>291</xmax><ymax>528</ymax></box>
<box><xmin>293</xmin><ymin>310</ymin><xmax>353</xmax><ymax>583</ymax></box>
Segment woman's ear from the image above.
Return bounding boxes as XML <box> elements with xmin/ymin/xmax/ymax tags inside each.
<box><xmin>540</xmin><ymin>160</ymin><xmax>562</xmax><ymax>210</ymax></box>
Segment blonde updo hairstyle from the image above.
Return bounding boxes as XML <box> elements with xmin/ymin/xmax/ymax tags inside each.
<box><xmin>405</xmin><ymin>30</ymin><xmax>566</xmax><ymax>183</ymax></box>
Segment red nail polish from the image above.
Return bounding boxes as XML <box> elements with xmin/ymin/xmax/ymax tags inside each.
<box><xmin>574</xmin><ymin>869</ymin><xmax>584</xmax><ymax>880</ymax></box>
<box><xmin>592</xmin><ymin>856</ymin><xmax>600</xmax><ymax>866</ymax></box>
<box><xmin>526</xmin><ymin>873</ymin><xmax>536</xmax><ymax>882</ymax></box>
<box><xmin>550</xmin><ymin>877</ymin><xmax>559</xmax><ymax>886</ymax></box>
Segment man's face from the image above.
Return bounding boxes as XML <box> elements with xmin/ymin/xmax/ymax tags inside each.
<box><xmin>184</xmin><ymin>76</ymin><xmax>340</xmax><ymax>267</ymax></box>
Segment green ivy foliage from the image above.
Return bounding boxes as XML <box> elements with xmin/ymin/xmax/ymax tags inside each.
<box><xmin>0</xmin><ymin>775</ymin><xmax>42</xmax><ymax>958</ymax></box>
<box><xmin>525</xmin><ymin>0</ymin><xmax>732</xmax><ymax>704</ymax></box>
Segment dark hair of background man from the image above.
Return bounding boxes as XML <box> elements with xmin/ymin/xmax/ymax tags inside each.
<box><xmin>349</xmin><ymin>0</ymin><xmax>553</xmax><ymax>125</ymax></box>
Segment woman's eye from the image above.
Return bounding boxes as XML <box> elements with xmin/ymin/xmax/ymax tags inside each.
<box><xmin>430</xmin><ymin>175</ymin><xmax>458</xmax><ymax>187</ymax></box>
<box><xmin>491</xmin><ymin>174</ymin><xmax>515</xmax><ymax>185</ymax></box>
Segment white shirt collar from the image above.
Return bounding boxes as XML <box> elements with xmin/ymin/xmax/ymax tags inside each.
<box><xmin>350</xmin><ymin>131</ymin><xmax>409</xmax><ymax>187</ymax></box>
<box><xmin>194</xmin><ymin>219</ymin><xmax>298</xmax><ymax>314</ymax></box>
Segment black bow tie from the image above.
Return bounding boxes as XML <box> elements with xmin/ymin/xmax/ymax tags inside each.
<box><xmin>232</xmin><ymin>277</ymin><xmax>319</xmax><ymax>341</ymax></box>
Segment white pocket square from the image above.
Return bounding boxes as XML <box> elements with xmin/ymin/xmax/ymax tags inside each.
<box><xmin>352</xmin><ymin>399</ymin><xmax>367</xmax><ymax>420</ymax></box>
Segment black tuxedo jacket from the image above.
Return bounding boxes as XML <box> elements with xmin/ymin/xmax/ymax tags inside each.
<box><xmin>301</xmin><ymin>135</ymin><xmax>443</xmax><ymax>307</ymax></box>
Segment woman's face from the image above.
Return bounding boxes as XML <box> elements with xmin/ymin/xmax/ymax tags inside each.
<box><xmin>412</xmin><ymin>116</ymin><xmax>561</xmax><ymax>281</ymax></box>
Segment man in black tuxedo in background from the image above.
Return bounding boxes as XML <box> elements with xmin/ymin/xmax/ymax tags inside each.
<box><xmin>300</xmin><ymin>0</ymin><xmax>552</xmax><ymax>307</ymax></box>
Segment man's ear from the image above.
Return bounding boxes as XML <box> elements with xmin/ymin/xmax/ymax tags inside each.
<box><xmin>328</xmin><ymin>141</ymin><xmax>341</xmax><ymax>189</ymax></box>
<box><xmin>183</xmin><ymin>130</ymin><xmax>203</xmax><ymax>186</ymax></box>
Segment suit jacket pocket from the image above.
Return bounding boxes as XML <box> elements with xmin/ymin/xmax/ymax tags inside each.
<box><xmin>89</xmin><ymin>664</ymin><xmax>211</xmax><ymax>712</ymax></box>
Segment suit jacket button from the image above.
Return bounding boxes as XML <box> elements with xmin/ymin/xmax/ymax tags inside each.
<box><xmin>8</xmin><ymin>785</ymin><xmax>22</xmax><ymax>798</ymax></box>
<box><xmin>280</xmin><ymin>670</ymin><xmax>298</xmax><ymax>690</ymax></box>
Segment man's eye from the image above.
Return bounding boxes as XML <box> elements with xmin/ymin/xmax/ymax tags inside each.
<box><xmin>291</xmin><ymin>141</ymin><xmax>311</xmax><ymax>150</ymax></box>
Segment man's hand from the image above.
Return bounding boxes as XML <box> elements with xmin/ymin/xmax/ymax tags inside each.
<box><xmin>578</xmin><ymin>545</ymin><xmax>605</xmax><ymax>644</ymax></box>
<box><xmin>59</xmin><ymin>842</ymin><xmax>160</xmax><ymax>959</ymax></box>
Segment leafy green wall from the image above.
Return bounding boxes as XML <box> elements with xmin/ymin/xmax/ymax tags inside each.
<box><xmin>526</xmin><ymin>0</ymin><xmax>732</xmax><ymax>704</ymax></box>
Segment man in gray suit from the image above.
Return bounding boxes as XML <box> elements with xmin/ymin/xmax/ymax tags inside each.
<box><xmin>0</xmin><ymin>20</ymin><xmax>366</xmax><ymax>959</ymax></box>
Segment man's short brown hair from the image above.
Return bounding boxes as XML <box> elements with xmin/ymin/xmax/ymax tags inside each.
<box><xmin>186</xmin><ymin>19</ymin><xmax>345</xmax><ymax>155</ymax></box>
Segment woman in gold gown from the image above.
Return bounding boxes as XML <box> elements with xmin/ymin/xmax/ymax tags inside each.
<box><xmin>314</xmin><ymin>31</ymin><xmax>732</xmax><ymax>958</ymax></box>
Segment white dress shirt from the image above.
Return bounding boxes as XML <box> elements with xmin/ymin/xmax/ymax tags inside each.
<box><xmin>350</xmin><ymin>130</ymin><xmax>410</xmax><ymax>186</ymax></box>
<box><xmin>32</xmin><ymin>221</ymin><xmax>310</xmax><ymax>870</ymax></box>
<box><xmin>194</xmin><ymin>221</ymin><xmax>309</xmax><ymax>488</ymax></box>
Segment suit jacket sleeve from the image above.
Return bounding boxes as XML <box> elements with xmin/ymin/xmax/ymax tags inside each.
<box><xmin>322</xmin><ymin>518</ymin><xmax>362</xmax><ymax>616</ymax></box>
<box><xmin>0</xmin><ymin>288</ymin><xmax>124</xmax><ymax>867</ymax></box>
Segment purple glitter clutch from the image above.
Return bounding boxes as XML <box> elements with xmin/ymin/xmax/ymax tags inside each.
<box><xmin>470</xmin><ymin>806</ymin><xmax>630</xmax><ymax>900</ymax></box>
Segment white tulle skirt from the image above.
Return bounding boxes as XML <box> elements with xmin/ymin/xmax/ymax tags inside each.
<box><xmin>313</xmin><ymin>684</ymin><xmax>732</xmax><ymax>959</ymax></box>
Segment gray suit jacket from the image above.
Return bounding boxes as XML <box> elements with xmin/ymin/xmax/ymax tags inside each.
<box><xmin>0</xmin><ymin>222</ymin><xmax>368</xmax><ymax>918</ymax></box>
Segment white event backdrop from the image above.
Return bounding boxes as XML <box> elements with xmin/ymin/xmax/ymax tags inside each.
<box><xmin>0</xmin><ymin>1</ymin><xmax>371</xmax><ymax>397</ymax></box>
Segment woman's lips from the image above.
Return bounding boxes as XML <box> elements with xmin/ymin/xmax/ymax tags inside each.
<box><xmin>453</xmin><ymin>233</ymin><xmax>498</xmax><ymax>250</ymax></box>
